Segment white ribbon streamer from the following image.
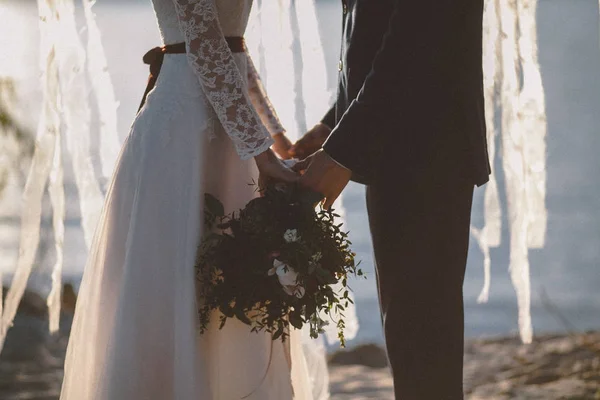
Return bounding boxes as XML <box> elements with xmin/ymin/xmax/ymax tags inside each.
<box><xmin>0</xmin><ymin>0</ymin><xmax>62</xmax><ymax>348</ymax></box>
<box><xmin>82</xmin><ymin>0</ymin><xmax>121</xmax><ymax>191</ymax></box>
<box><xmin>475</xmin><ymin>0</ymin><xmax>548</xmax><ymax>344</ymax></box>
<box><xmin>1</xmin><ymin>0</ymin><xmax>119</xmax><ymax>347</ymax></box>
<box><xmin>47</xmin><ymin>132</ymin><xmax>65</xmax><ymax>333</ymax></box>
<box><xmin>517</xmin><ymin>0</ymin><xmax>547</xmax><ymax>250</ymax></box>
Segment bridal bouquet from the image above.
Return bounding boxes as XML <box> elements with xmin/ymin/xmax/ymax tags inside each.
<box><xmin>196</xmin><ymin>184</ymin><xmax>362</xmax><ymax>346</ymax></box>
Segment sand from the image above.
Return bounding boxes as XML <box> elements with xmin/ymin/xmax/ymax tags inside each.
<box><xmin>329</xmin><ymin>332</ymin><xmax>600</xmax><ymax>399</ymax></box>
<box><xmin>1</xmin><ymin>309</ymin><xmax>598</xmax><ymax>399</ymax></box>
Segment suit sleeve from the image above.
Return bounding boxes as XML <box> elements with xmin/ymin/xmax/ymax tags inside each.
<box><xmin>321</xmin><ymin>104</ymin><xmax>336</xmax><ymax>130</ymax></box>
<box><xmin>322</xmin><ymin>0</ymin><xmax>459</xmax><ymax>182</ymax></box>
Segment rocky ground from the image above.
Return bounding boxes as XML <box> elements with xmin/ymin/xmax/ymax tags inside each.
<box><xmin>329</xmin><ymin>333</ymin><xmax>600</xmax><ymax>399</ymax></box>
<box><xmin>1</xmin><ymin>289</ymin><xmax>599</xmax><ymax>399</ymax></box>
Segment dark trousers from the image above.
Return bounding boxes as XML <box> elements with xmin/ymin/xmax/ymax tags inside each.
<box><xmin>366</xmin><ymin>171</ymin><xmax>474</xmax><ymax>400</ymax></box>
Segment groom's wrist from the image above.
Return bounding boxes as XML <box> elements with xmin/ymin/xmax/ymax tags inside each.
<box><xmin>322</xmin><ymin>148</ymin><xmax>351</xmax><ymax>173</ymax></box>
<box><xmin>319</xmin><ymin>121</ymin><xmax>333</xmax><ymax>131</ymax></box>
<box><xmin>321</xmin><ymin>97</ymin><xmax>377</xmax><ymax>185</ymax></box>
<box><xmin>321</xmin><ymin>106</ymin><xmax>336</xmax><ymax>130</ymax></box>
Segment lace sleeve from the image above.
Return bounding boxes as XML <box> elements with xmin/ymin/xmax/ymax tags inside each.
<box><xmin>172</xmin><ymin>0</ymin><xmax>273</xmax><ymax>160</ymax></box>
<box><xmin>245</xmin><ymin>51</ymin><xmax>286</xmax><ymax>136</ymax></box>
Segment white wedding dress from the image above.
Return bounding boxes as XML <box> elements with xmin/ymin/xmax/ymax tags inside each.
<box><xmin>60</xmin><ymin>0</ymin><xmax>313</xmax><ymax>399</ymax></box>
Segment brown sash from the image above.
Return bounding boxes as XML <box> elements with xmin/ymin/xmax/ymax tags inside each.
<box><xmin>138</xmin><ymin>37</ymin><xmax>246</xmax><ymax>112</ymax></box>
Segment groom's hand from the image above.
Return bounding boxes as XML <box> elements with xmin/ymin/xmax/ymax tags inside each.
<box><xmin>289</xmin><ymin>123</ymin><xmax>331</xmax><ymax>160</ymax></box>
<box><xmin>294</xmin><ymin>150</ymin><xmax>351</xmax><ymax>209</ymax></box>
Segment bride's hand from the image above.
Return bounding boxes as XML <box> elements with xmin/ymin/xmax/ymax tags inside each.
<box><xmin>271</xmin><ymin>132</ymin><xmax>293</xmax><ymax>160</ymax></box>
<box><xmin>255</xmin><ymin>149</ymin><xmax>299</xmax><ymax>190</ymax></box>
<box><xmin>289</xmin><ymin>123</ymin><xmax>331</xmax><ymax>160</ymax></box>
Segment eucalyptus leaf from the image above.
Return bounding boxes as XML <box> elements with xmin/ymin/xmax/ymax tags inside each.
<box><xmin>234</xmin><ymin>308</ymin><xmax>252</xmax><ymax>325</ymax></box>
<box><xmin>289</xmin><ymin>312</ymin><xmax>303</xmax><ymax>330</ymax></box>
<box><xmin>205</xmin><ymin>193</ymin><xmax>225</xmax><ymax>217</ymax></box>
<box><xmin>272</xmin><ymin>326</ymin><xmax>284</xmax><ymax>341</ymax></box>
<box><xmin>298</xmin><ymin>189</ymin><xmax>324</xmax><ymax>208</ymax></box>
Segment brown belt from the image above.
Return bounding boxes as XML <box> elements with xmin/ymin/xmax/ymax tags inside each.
<box><xmin>138</xmin><ymin>37</ymin><xmax>246</xmax><ymax>112</ymax></box>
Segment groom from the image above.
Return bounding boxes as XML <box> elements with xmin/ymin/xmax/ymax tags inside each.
<box><xmin>293</xmin><ymin>0</ymin><xmax>490</xmax><ymax>398</ymax></box>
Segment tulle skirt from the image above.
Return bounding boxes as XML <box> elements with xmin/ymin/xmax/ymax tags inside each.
<box><xmin>59</xmin><ymin>54</ymin><xmax>313</xmax><ymax>400</ymax></box>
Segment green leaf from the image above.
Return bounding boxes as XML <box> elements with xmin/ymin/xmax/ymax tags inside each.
<box><xmin>289</xmin><ymin>312</ymin><xmax>303</xmax><ymax>330</ymax></box>
<box><xmin>203</xmin><ymin>232</ymin><xmax>222</xmax><ymax>243</ymax></box>
<box><xmin>234</xmin><ymin>308</ymin><xmax>252</xmax><ymax>325</ymax></box>
<box><xmin>220</xmin><ymin>305</ymin><xmax>235</xmax><ymax>318</ymax></box>
<box><xmin>205</xmin><ymin>193</ymin><xmax>225</xmax><ymax>217</ymax></box>
<box><xmin>315</xmin><ymin>267</ymin><xmax>337</xmax><ymax>284</ymax></box>
<box><xmin>272</xmin><ymin>326</ymin><xmax>284</xmax><ymax>341</ymax></box>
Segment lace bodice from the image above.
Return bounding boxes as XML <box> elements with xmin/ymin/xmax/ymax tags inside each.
<box><xmin>151</xmin><ymin>0</ymin><xmax>282</xmax><ymax>159</ymax></box>
<box><xmin>153</xmin><ymin>0</ymin><xmax>252</xmax><ymax>43</ymax></box>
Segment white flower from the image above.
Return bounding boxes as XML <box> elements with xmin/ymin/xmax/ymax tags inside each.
<box><xmin>311</xmin><ymin>252</ymin><xmax>323</xmax><ymax>263</ymax></box>
<box><xmin>268</xmin><ymin>259</ymin><xmax>305</xmax><ymax>299</ymax></box>
<box><xmin>307</xmin><ymin>252</ymin><xmax>323</xmax><ymax>274</ymax></box>
<box><xmin>269</xmin><ymin>259</ymin><xmax>298</xmax><ymax>285</ymax></box>
<box><xmin>286</xmin><ymin>285</ymin><xmax>306</xmax><ymax>299</ymax></box>
<box><xmin>283</xmin><ymin>229</ymin><xmax>300</xmax><ymax>243</ymax></box>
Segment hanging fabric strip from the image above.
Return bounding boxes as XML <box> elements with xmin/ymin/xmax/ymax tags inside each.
<box><xmin>517</xmin><ymin>0</ymin><xmax>547</xmax><ymax>249</ymax></box>
<box><xmin>475</xmin><ymin>0</ymin><xmax>547</xmax><ymax>343</ymax></box>
<box><xmin>295</xmin><ymin>0</ymin><xmax>332</xmax><ymax>130</ymax></box>
<box><xmin>247</xmin><ymin>1</ymin><xmax>297</xmax><ymax>133</ymax></box>
<box><xmin>47</xmin><ymin>0</ymin><xmax>104</xmax><ymax>335</ymax></box>
<box><xmin>474</xmin><ymin>0</ymin><xmax>503</xmax><ymax>304</ymax></box>
<box><xmin>47</xmin><ymin>133</ymin><xmax>65</xmax><ymax>334</ymax></box>
<box><xmin>499</xmin><ymin>0</ymin><xmax>534</xmax><ymax>344</ymax></box>
<box><xmin>81</xmin><ymin>0</ymin><xmax>121</xmax><ymax>194</ymax></box>
<box><xmin>60</xmin><ymin>0</ymin><xmax>103</xmax><ymax>252</ymax></box>
<box><xmin>0</xmin><ymin>0</ymin><xmax>119</xmax><ymax>347</ymax></box>
<box><xmin>0</xmin><ymin>0</ymin><xmax>61</xmax><ymax>349</ymax></box>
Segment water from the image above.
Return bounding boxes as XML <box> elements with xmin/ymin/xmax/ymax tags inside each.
<box><xmin>0</xmin><ymin>0</ymin><xmax>599</xmax><ymax>348</ymax></box>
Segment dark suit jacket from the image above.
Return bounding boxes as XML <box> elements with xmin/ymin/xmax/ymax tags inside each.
<box><xmin>322</xmin><ymin>0</ymin><xmax>491</xmax><ymax>187</ymax></box>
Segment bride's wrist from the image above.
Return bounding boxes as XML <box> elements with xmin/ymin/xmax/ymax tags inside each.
<box><xmin>254</xmin><ymin>148</ymin><xmax>272</xmax><ymax>167</ymax></box>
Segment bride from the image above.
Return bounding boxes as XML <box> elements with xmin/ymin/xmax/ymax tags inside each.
<box><xmin>60</xmin><ymin>0</ymin><xmax>316</xmax><ymax>398</ymax></box>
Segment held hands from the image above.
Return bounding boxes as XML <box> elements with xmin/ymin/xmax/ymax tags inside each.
<box><xmin>293</xmin><ymin>150</ymin><xmax>351</xmax><ymax>209</ymax></box>
<box><xmin>255</xmin><ymin>125</ymin><xmax>351</xmax><ymax>208</ymax></box>
<box><xmin>254</xmin><ymin>148</ymin><xmax>299</xmax><ymax>190</ymax></box>
<box><xmin>289</xmin><ymin>123</ymin><xmax>332</xmax><ymax>159</ymax></box>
